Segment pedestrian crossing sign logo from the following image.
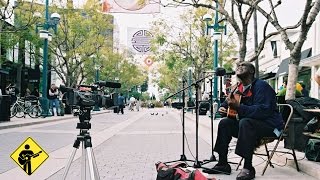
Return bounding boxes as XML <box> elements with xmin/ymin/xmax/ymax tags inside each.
<box><xmin>10</xmin><ymin>137</ymin><xmax>49</xmax><ymax>175</ymax></box>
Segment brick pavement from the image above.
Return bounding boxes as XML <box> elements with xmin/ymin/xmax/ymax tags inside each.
<box><xmin>47</xmin><ymin>108</ymin><xmax>317</xmax><ymax>180</ymax></box>
<box><xmin>47</xmin><ymin>108</ymin><xmax>212</xmax><ymax>180</ymax></box>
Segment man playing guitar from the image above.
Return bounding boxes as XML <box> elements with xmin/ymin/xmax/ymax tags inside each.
<box><xmin>203</xmin><ymin>62</ymin><xmax>283</xmax><ymax>180</ymax></box>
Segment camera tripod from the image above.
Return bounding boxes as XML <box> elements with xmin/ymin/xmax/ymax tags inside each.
<box><xmin>62</xmin><ymin>106</ymin><xmax>100</xmax><ymax>180</ymax></box>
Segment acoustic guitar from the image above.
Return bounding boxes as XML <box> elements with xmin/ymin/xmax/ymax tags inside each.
<box><xmin>227</xmin><ymin>87</ymin><xmax>242</xmax><ymax>119</ymax></box>
<box><xmin>18</xmin><ymin>151</ymin><xmax>42</xmax><ymax>166</ymax></box>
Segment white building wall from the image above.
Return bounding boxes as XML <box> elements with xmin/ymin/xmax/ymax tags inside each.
<box><xmin>248</xmin><ymin>28</ymin><xmax>315</xmax><ymax>93</ymax></box>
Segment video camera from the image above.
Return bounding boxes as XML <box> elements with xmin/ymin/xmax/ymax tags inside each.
<box><xmin>60</xmin><ymin>81</ymin><xmax>121</xmax><ymax>108</ymax></box>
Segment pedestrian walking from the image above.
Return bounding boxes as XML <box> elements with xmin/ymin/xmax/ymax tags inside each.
<box><xmin>129</xmin><ymin>96</ymin><xmax>135</xmax><ymax>111</ymax></box>
<box><xmin>136</xmin><ymin>97</ymin><xmax>141</xmax><ymax>111</ymax></box>
<box><xmin>48</xmin><ymin>84</ymin><xmax>60</xmax><ymax>116</ymax></box>
<box><xmin>6</xmin><ymin>83</ymin><xmax>19</xmax><ymax>105</ymax></box>
<box><xmin>117</xmin><ymin>93</ymin><xmax>125</xmax><ymax>114</ymax></box>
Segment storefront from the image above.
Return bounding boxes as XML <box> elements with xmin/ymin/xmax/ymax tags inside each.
<box><xmin>300</xmin><ymin>53</ymin><xmax>320</xmax><ymax>99</ymax></box>
<box><xmin>272</xmin><ymin>48</ymin><xmax>312</xmax><ymax>95</ymax></box>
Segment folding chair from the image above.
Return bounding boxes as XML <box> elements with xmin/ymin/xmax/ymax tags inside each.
<box><xmin>261</xmin><ymin>103</ymin><xmax>299</xmax><ymax>175</ymax></box>
<box><xmin>236</xmin><ymin>104</ymin><xmax>299</xmax><ymax>175</ymax></box>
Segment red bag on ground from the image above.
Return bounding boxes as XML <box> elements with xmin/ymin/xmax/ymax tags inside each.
<box><xmin>155</xmin><ymin>161</ymin><xmax>215</xmax><ymax>180</ymax></box>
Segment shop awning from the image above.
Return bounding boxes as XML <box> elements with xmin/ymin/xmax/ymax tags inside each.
<box><xmin>300</xmin><ymin>53</ymin><xmax>320</xmax><ymax>67</ymax></box>
<box><xmin>260</xmin><ymin>72</ymin><xmax>276</xmax><ymax>80</ymax></box>
<box><xmin>275</xmin><ymin>48</ymin><xmax>312</xmax><ymax>77</ymax></box>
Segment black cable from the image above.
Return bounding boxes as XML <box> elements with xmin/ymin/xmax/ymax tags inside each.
<box><xmin>179</xmin><ymin>109</ymin><xmax>196</xmax><ymax>161</ymax></box>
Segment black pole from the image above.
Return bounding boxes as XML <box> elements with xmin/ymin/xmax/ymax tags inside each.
<box><xmin>194</xmin><ymin>83</ymin><xmax>201</xmax><ymax>168</ymax></box>
<box><xmin>202</xmin><ymin>78</ymin><xmax>217</xmax><ymax>165</ymax></box>
<box><xmin>180</xmin><ymin>79</ymin><xmax>187</xmax><ymax>160</ymax></box>
<box><xmin>210</xmin><ymin>78</ymin><xmax>217</xmax><ymax>161</ymax></box>
<box><xmin>165</xmin><ymin>78</ymin><xmax>195</xmax><ymax>164</ymax></box>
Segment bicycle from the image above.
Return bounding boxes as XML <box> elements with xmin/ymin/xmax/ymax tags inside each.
<box><xmin>10</xmin><ymin>96</ymin><xmax>42</xmax><ymax>118</ymax></box>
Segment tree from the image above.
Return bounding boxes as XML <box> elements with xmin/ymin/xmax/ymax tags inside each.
<box><xmin>159</xmin><ymin>0</ymin><xmax>259</xmax><ymax>62</ymax></box>
<box><xmin>118</xmin><ymin>59</ymin><xmax>147</xmax><ymax>93</ymax></box>
<box><xmin>0</xmin><ymin>0</ymin><xmax>40</xmax><ymax>63</ymax></box>
<box><xmin>246</xmin><ymin>0</ymin><xmax>320</xmax><ymax>100</ymax></box>
<box><xmin>162</xmin><ymin>0</ymin><xmax>320</xmax><ymax>100</ymax></box>
<box><xmin>48</xmin><ymin>0</ymin><xmax>113</xmax><ymax>87</ymax></box>
<box><xmin>150</xmin><ymin>7</ymin><xmax>237</xmax><ymax>94</ymax></box>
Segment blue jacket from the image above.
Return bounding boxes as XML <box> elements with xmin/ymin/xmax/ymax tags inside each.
<box><xmin>221</xmin><ymin>79</ymin><xmax>284</xmax><ymax>130</ymax></box>
<box><xmin>118</xmin><ymin>96</ymin><xmax>125</xmax><ymax>106</ymax></box>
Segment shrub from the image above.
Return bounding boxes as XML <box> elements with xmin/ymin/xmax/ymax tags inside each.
<box><xmin>154</xmin><ymin>101</ymin><xmax>164</xmax><ymax>108</ymax></box>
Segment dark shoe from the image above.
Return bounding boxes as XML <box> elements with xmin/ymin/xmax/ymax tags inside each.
<box><xmin>203</xmin><ymin>163</ymin><xmax>231</xmax><ymax>175</ymax></box>
<box><xmin>236</xmin><ymin>168</ymin><xmax>255</xmax><ymax>180</ymax></box>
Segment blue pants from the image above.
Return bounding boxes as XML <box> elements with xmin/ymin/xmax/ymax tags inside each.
<box><xmin>214</xmin><ymin>118</ymin><xmax>276</xmax><ymax>160</ymax></box>
<box><xmin>49</xmin><ymin>99</ymin><xmax>60</xmax><ymax>116</ymax></box>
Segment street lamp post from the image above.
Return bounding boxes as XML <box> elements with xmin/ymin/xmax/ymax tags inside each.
<box><xmin>115</xmin><ymin>77</ymin><xmax>119</xmax><ymax>93</ymax></box>
<box><xmin>93</xmin><ymin>63</ymin><xmax>101</xmax><ymax>111</ymax></box>
<box><xmin>94</xmin><ymin>64</ymin><xmax>100</xmax><ymax>83</ymax></box>
<box><xmin>187</xmin><ymin>67</ymin><xmax>193</xmax><ymax>111</ymax></box>
<box><xmin>203</xmin><ymin>4</ymin><xmax>226</xmax><ymax>118</ymax></box>
<box><xmin>35</xmin><ymin>1</ymin><xmax>60</xmax><ymax>117</ymax></box>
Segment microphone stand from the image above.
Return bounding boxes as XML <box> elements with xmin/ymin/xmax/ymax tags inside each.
<box><xmin>190</xmin><ymin>74</ymin><xmax>217</xmax><ymax>167</ymax></box>
<box><xmin>165</xmin><ymin>78</ymin><xmax>195</xmax><ymax>164</ymax></box>
<box><xmin>164</xmin><ymin>74</ymin><xmax>214</xmax><ymax>166</ymax></box>
<box><xmin>202</xmin><ymin>76</ymin><xmax>217</xmax><ymax>165</ymax></box>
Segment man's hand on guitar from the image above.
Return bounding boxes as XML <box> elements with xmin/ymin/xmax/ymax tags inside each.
<box><xmin>227</xmin><ymin>95</ymin><xmax>240</xmax><ymax>110</ymax></box>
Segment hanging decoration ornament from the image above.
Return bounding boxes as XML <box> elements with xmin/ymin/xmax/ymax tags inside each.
<box><xmin>144</xmin><ymin>56</ymin><xmax>154</xmax><ymax>67</ymax></box>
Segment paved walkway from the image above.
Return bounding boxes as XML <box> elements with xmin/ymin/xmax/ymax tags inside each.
<box><xmin>0</xmin><ymin>108</ymin><xmax>319</xmax><ymax>179</ymax></box>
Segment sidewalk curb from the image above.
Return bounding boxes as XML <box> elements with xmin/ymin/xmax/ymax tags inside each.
<box><xmin>0</xmin><ymin>110</ymin><xmax>111</xmax><ymax>130</ymax></box>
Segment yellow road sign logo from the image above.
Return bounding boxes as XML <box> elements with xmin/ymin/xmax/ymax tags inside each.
<box><xmin>10</xmin><ymin>137</ymin><xmax>49</xmax><ymax>175</ymax></box>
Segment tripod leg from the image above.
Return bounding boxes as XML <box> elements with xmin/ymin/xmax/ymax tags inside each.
<box><xmin>62</xmin><ymin>148</ymin><xmax>78</xmax><ymax>180</ymax></box>
<box><xmin>86</xmin><ymin>147</ymin><xmax>99</xmax><ymax>180</ymax></box>
<box><xmin>90</xmin><ymin>148</ymin><xmax>101</xmax><ymax>180</ymax></box>
<box><xmin>81</xmin><ymin>142</ymin><xmax>86</xmax><ymax>180</ymax></box>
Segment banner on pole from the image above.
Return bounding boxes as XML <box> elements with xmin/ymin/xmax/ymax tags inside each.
<box><xmin>127</xmin><ymin>28</ymin><xmax>153</xmax><ymax>54</ymax></box>
<box><xmin>101</xmin><ymin>0</ymin><xmax>160</xmax><ymax>14</ymax></box>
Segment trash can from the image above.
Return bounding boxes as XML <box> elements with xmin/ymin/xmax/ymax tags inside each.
<box><xmin>0</xmin><ymin>95</ymin><xmax>11</xmax><ymax>121</ymax></box>
<box><xmin>284</xmin><ymin>116</ymin><xmax>309</xmax><ymax>152</ymax></box>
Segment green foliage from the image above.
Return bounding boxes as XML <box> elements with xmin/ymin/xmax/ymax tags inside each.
<box><xmin>47</xmin><ymin>0</ymin><xmax>113</xmax><ymax>87</ymax></box>
<box><xmin>140</xmin><ymin>92</ymin><xmax>151</xmax><ymax>101</ymax></box>
<box><xmin>140</xmin><ymin>78</ymin><xmax>148</xmax><ymax>92</ymax></box>
<box><xmin>153</xmin><ymin>101</ymin><xmax>164</xmax><ymax>108</ymax></box>
<box><xmin>150</xmin><ymin>7</ymin><xmax>237</xmax><ymax>96</ymax></box>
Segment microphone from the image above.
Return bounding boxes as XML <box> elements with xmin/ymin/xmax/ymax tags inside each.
<box><xmin>204</xmin><ymin>68</ymin><xmax>235</xmax><ymax>76</ymax></box>
<box><xmin>215</xmin><ymin>67</ymin><xmax>226</xmax><ymax>76</ymax></box>
<box><xmin>96</xmin><ymin>81</ymin><xmax>121</xmax><ymax>88</ymax></box>
<box><xmin>224</xmin><ymin>71</ymin><xmax>236</xmax><ymax>76</ymax></box>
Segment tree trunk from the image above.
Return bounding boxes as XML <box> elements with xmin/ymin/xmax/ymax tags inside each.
<box><xmin>285</xmin><ymin>63</ymin><xmax>299</xmax><ymax>100</ymax></box>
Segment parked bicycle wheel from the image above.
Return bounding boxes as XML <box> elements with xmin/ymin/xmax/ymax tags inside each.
<box><xmin>13</xmin><ymin>105</ymin><xmax>24</xmax><ymax>118</ymax></box>
<box><xmin>28</xmin><ymin>105</ymin><xmax>42</xmax><ymax>118</ymax></box>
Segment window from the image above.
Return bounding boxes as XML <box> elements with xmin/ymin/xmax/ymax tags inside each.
<box><xmin>271</xmin><ymin>41</ymin><xmax>278</xmax><ymax>58</ymax></box>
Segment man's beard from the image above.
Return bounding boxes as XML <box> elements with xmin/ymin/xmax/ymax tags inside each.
<box><xmin>236</xmin><ymin>73</ymin><xmax>246</xmax><ymax>81</ymax></box>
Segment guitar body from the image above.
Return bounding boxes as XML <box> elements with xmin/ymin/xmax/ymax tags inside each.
<box><xmin>18</xmin><ymin>151</ymin><xmax>42</xmax><ymax>166</ymax></box>
<box><xmin>227</xmin><ymin>93</ymin><xmax>242</xmax><ymax>119</ymax></box>
<box><xmin>18</xmin><ymin>156</ymin><xmax>26</xmax><ymax>165</ymax></box>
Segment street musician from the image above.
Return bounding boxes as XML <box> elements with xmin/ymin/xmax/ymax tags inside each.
<box><xmin>203</xmin><ymin>62</ymin><xmax>283</xmax><ymax>180</ymax></box>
